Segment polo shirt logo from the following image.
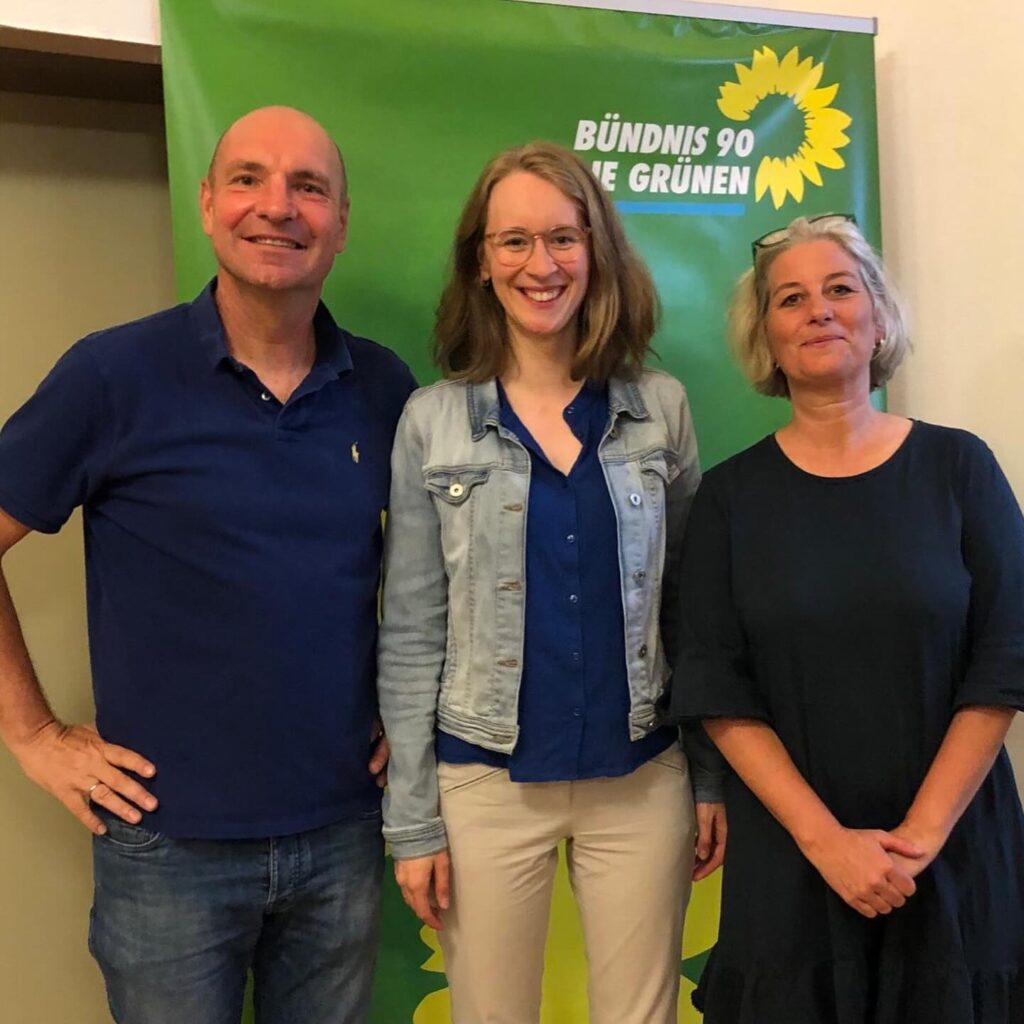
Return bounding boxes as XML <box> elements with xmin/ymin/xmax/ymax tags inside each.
<box><xmin>351</xmin><ymin>442</ymin><xmax>360</xmax><ymax>464</ymax></box>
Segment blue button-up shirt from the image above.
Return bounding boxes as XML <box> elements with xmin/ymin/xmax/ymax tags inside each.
<box><xmin>437</xmin><ymin>380</ymin><xmax>675</xmax><ymax>780</ymax></box>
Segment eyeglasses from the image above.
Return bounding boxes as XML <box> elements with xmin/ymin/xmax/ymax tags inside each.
<box><xmin>751</xmin><ymin>213</ymin><xmax>857</xmax><ymax>264</ymax></box>
<box><xmin>484</xmin><ymin>225</ymin><xmax>590</xmax><ymax>267</ymax></box>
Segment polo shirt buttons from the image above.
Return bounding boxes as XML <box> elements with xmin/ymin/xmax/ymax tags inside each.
<box><xmin>569</xmin><ymin>594</ymin><xmax>579</xmax><ymax>604</ymax></box>
<box><xmin>629</xmin><ymin>492</ymin><xmax>642</xmax><ymax>506</ymax></box>
<box><xmin>260</xmin><ymin>391</ymin><xmax>271</xmax><ymax>402</ymax></box>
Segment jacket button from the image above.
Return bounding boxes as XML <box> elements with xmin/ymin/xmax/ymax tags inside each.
<box><xmin>448</xmin><ymin>482</ymin><xmax>464</xmax><ymax>498</ymax></box>
<box><xmin>633</xmin><ymin>570</ymin><xmax>646</xmax><ymax>583</ymax></box>
<box><xmin>638</xmin><ymin>644</ymin><xmax>648</xmax><ymax>658</ymax></box>
<box><xmin>629</xmin><ymin>493</ymin><xmax>642</xmax><ymax>506</ymax></box>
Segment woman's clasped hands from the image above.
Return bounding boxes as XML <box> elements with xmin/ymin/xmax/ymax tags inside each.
<box><xmin>798</xmin><ymin>822</ymin><xmax>940</xmax><ymax>918</ymax></box>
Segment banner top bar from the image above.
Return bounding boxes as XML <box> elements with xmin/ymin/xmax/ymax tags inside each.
<box><xmin>505</xmin><ymin>0</ymin><xmax>877</xmax><ymax>35</ymax></box>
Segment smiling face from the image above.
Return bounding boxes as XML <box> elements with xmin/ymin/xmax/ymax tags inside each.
<box><xmin>481</xmin><ymin>171</ymin><xmax>590</xmax><ymax>353</ymax></box>
<box><xmin>763</xmin><ymin>239</ymin><xmax>882</xmax><ymax>394</ymax></box>
<box><xmin>200</xmin><ymin>107</ymin><xmax>348</xmax><ymax>297</ymax></box>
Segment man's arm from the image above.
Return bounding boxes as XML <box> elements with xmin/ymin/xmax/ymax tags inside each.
<box><xmin>0</xmin><ymin>507</ymin><xmax>157</xmax><ymax>834</ymax></box>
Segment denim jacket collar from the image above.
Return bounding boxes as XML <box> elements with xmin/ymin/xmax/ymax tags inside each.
<box><xmin>466</xmin><ymin>375</ymin><xmax>649</xmax><ymax>441</ymax></box>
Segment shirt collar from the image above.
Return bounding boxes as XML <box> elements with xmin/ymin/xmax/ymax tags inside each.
<box><xmin>467</xmin><ymin>373</ymin><xmax>648</xmax><ymax>440</ymax></box>
<box><xmin>190</xmin><ymin>279</ymin><xmax>354</xmax><ymax>377</ymax></box>
<box><xmin>467</xmin><ymin>379</ymin><xmax>501</xmax><ymax>440</ymax></box>
<box><xmin>310</xmin><ymin>301</ymin><xmax>354</xmax><ymax>376</ymax></box>
<box><xmin>607</xmin><ymin>375</ymin><xmax>648</xmax><ymax>422</ymax></box>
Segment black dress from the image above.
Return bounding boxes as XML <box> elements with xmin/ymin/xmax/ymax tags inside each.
<box><xmin>672</xmin><ymin>422</ymin><xmax>1024</xmax><ymax>1024</ymax></box>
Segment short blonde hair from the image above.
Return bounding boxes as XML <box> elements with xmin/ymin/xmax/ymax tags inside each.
<box><xmin>434</xmin><ymin>141</ymin><xmax>659</xmax><ymax>383</ymax></box>
<box><xmin>729</xmin><ymin>215</ymin><xmax>910</xmax><ymax>398</ymax></box>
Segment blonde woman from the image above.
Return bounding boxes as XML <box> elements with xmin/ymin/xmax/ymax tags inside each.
<box><xmin>673</xmin><ymin>214</ymin><xmax>1024</xmax><ymax>1023</ymax></box>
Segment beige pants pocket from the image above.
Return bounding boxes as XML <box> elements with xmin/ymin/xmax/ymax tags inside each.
<box><xmin>647</xmin><ymin>743</ymin><xmax>690</xmax><ymax>775</ymax></box>
<box><xmin>436</xmin><ymin>761</ymin><xmax>506</xmax><ymax>796</ymax></box>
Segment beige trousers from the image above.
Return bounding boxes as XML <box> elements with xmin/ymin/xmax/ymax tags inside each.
<box><xmin>436</xmin><ymin>746</ymin><xmax>696</xmax><ymax>1024</ymax></box>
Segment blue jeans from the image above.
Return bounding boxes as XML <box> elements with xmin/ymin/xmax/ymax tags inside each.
<box><xmin>89</xmin><ymin>810</ymin><xmax>384</xmax><ymax>1024</ymax></box>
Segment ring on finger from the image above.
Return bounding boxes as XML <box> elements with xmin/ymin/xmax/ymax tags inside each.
<box><xmin>86</xmin><ymin>781</ymin><xmax>102</xmax><ymax>801</ymax></box>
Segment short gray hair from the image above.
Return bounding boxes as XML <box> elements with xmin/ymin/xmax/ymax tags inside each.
<box><xmin>728</xmin><ymin>215</ymin><xmax>910</xmax><ymax>398</ymax></box>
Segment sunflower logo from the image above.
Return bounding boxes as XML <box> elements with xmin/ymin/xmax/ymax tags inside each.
<box><xmin>717</xmin><ymin>46</ymin><xmax>852</xmax><ymax>209</ymax></box>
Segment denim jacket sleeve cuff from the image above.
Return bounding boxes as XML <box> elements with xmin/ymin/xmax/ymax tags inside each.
<box><xmin>383</xmin><ymin>818</ymin><xmax>449</xmax><ymax>860</ymax></box>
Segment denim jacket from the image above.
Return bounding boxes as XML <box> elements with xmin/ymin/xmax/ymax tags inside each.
<box><xmin>378</xmin><ymin>369</ymin><xmax>725</xmax><ymax>859</ymax></box>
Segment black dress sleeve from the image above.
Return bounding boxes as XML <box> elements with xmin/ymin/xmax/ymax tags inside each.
<box><xmin>954</xmin><ymin>434</ymin><xmax>1024</xmax><ymax>711</ymax></box>
<box><xmin>670</xmin><ymin>470</ymin><xmax>771</xmax><ymax>724</ymax></box>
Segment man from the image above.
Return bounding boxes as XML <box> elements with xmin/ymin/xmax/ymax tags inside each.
<box><xmin>0</xmin><ymin>106</ymin><xmax>415</xmax><ymax>1023</ymax></box>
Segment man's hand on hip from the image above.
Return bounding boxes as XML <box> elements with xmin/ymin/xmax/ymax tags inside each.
<box><xmin>12</xmin><ymin>721</ymin><xmax>157</xmax><ymax>834</ymax></box>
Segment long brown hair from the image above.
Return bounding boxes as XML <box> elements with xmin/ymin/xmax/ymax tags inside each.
<box><xmin>434</xmin><ymin>141</ymin><xmax>660</xmax><ymax>382</ymax></box>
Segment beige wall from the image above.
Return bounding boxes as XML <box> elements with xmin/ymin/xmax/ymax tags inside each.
<box><xmin>0</xmin><ymin>90</ymin><xmax>174</xmax><ymax>1023</ymax></box>
<box><xmin>1</xmin><ymin>1</ymin><xmax>1023</xmax><ymax>1017</ymax></box>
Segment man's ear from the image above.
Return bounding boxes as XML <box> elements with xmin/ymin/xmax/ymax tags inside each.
<box><xmin>336</xmin><ymin>196</ymin><xmax>351</xmax><ymax>255</ymax></box>
<box><xmin>199</xmin><ymin>178</ymin><xmax>214</xmax><ymax>238</ymax></box>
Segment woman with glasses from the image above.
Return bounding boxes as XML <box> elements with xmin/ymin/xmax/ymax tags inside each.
<box><xmin>672</xmin><ymin>213</ymin><xmax>1024</xmax><ymax>1023</ymax></box>
<box><xmin>377</xmin><ymin>141</ymin><xmax>726</xmax><ymax>1024</ymax></box>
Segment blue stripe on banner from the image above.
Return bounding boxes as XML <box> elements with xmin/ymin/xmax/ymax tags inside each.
<box><xmin>615</xmin><ymin>201</ymin><xmax>747</xmax><ymax>216</ymax></box>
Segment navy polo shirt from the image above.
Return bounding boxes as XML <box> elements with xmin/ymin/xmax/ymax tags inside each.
<box><xmin>0</xmin><ymin>282</ymin><xmax>416</xmax><ymax>838</ymax></box>
<box><xmin>437</xmin><ymin>381</ymin><xmax>675</xmax><ymax>780</ymax></box>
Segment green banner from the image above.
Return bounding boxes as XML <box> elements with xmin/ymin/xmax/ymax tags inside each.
<box><xmin>160</xmin><ymin>2</ymin><xmax>879</xmax><ymax>1019</ymax></box>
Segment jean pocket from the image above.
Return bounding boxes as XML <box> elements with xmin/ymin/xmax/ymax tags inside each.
<box><xmin>436</xmin><ymin>762</ymin><xmax>505</xmax><ymax>795</ymax></box>
<box><xmin>424</xmin><ymin>466</ymin><xmax>492</xmax><ymax>505</ymax></box>
<box><xmin>639</xmin><ymin>448</ymin><xmax>679</xmax><ymax>485</ymax></box>
<box><xmin>97</xmin><ymin>811</ymin><xmax>164</xmax><ymax>852</ymax></box>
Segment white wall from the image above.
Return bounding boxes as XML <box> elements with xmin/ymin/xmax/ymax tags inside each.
<box><xmin>0</xmin><ymin>0</ymin><xmax>159</xmax><ymax>43</ymax></box>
